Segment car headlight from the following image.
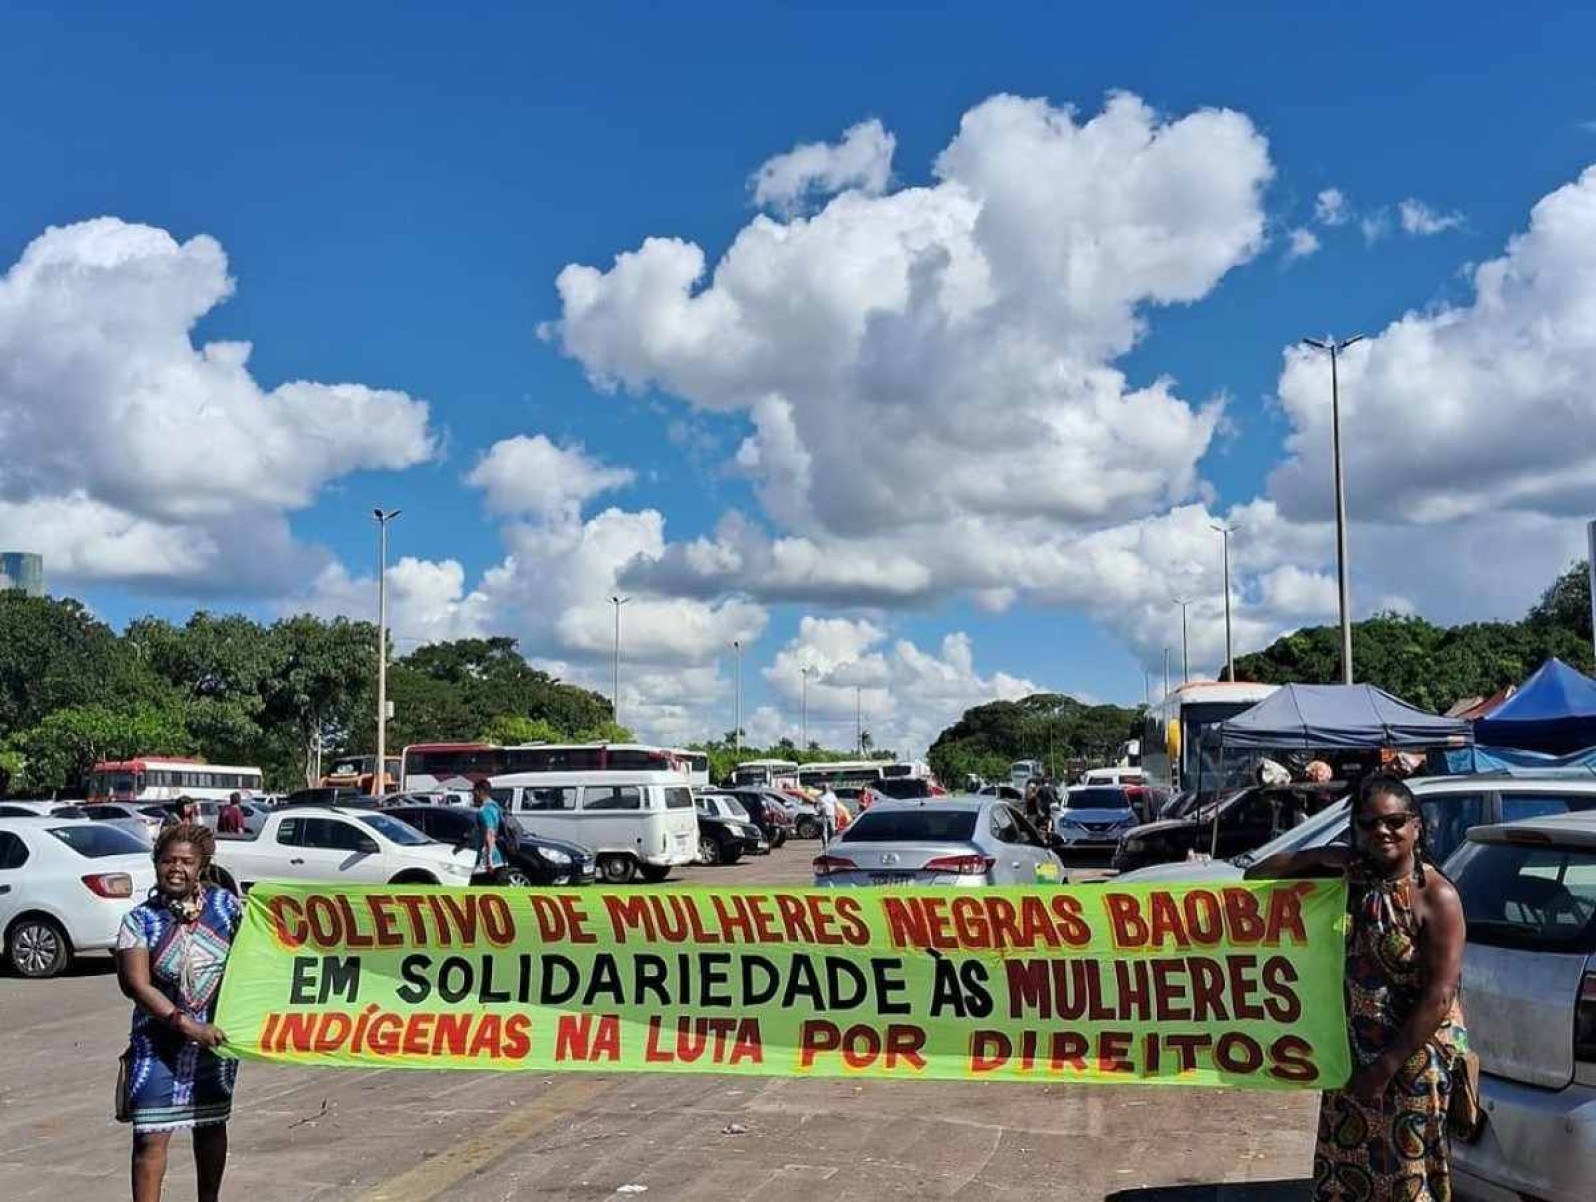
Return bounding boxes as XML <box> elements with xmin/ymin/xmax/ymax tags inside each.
<box><xmin>741</xmin><ymin>824</ymin><xmax>762</xmax><ymax>838</ymax></box>
<box><xmin>542</xmin><ymin>848</ymin><xmax>573</xmax><ymax>865</ymax></box>
<box><xmin>1120</xmin><ymin>838</ymin><xmax>1144</xmax><ymax>853</ymax></box>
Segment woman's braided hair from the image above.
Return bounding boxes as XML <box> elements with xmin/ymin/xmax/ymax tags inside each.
<box><xmin>153</xmin><ymin>821</ymin><xmax>215</xmax><ymax>863</ymax></box>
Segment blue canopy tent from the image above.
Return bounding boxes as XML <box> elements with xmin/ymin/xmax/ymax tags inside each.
<box><xmin>1472</xmin><ymin>658</ymin><xmax>1596</xmax><ymax>756</ymax></box>
<box><xmin>1198</xmin><ymin>684</ymin><xmax>1471</xmax><ymax>855</ymax></box>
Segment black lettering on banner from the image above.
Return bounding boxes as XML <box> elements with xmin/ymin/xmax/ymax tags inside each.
<box><xmin>396</xmin><ymin>953</ymin><xmax>432</xmax><ymax>1004</ymax></box>
<box><xmin>702</xmin><ymin>952</ymin><xmax>732</xmax><ymax>1007</ymax></box>
<box><xmin>872</xmin><ymin>958</ymin><xmax>910</xmax><ymax>1015</ymax></box>
<box><xmin>540</xmin><ymin>954</ymin><xmax>579</xmax><ymax>1005</ymax></box>
<box><xmin>287</xmin><ymin>955</ymin><xmax>362</xmax><ymax>1005</ymax></box>
<box><xmin>742</xmin><ymin>954</ymin><xmax>780</xmax><ymax>1006</ymax></box>
<box><xmin>929</xmin><ymin>954</ymin><xmax>993</xmax><ymax>1018</ymax></box>
<box><xmin>635</xmin><ymin>953</ymin><xmax>669</xmax><ymax>1006</ymax></box>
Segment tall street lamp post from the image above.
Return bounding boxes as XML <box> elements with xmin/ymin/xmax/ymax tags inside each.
<box><xmin>1173</xmin><ymin>597</ymin><xmax>1191</xmax><ymax>685</ymax></box>
<box><xmin>732</xmin><ymin>641</ymin><xmax>743</xmax><ymax>754</ymax></box>
<box><xmin>800</xmin><ymin>666</ymin><xmax>811</xmax><ymax>750</ymax></box>
<box><xmin>1303</xmin><ymin>334</ymin><xmax>1364</xmax><ymax>685</ymax></box>
<box><xmin>1211</xmin><ymin>523</ymin><xmax>1236</xmax><ymax>682</ymax></box>
<box><xmin>609</xmin><ymin>596</ymin><xmax>630</xmax><ymax>729</ymax></box>
<box><xmin>372</xmin><ymin>508</ymin><xmax>401</xmax><ymax>796</ymax></box>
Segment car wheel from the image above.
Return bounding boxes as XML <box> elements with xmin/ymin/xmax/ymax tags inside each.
<box><xmin>503</xmin><ymin>866</ymin><xmax>535</xmax><ymax>887</ymax></box>
<box><xmin>698</xmin><ymin>834</ymin><xmax>722</xmax><ymax>865</ymax></box>
<box><xmin>7</xmin><ymin>916</ymin><xmax>71</xmax><ymax>979</ymax></box>
<box><xmin>598</xmin><ymin>854</ymin><xmax>637</xmax><ymax>884</ymax></box>
<box><xmin>638</xmin><ymin>865</ymin><xmax>672</xmax><ymax>884</ymax></box>
<box><xmin>795</xmin><ymin>816</ymin><xmax>819</xmax><ymax>840</ymax></box>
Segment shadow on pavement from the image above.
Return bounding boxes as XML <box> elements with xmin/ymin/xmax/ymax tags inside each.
<box><xmin>1107</xmin><ymin>1182</ymin><xmax>1311</xmax><ymax>1202</ymax></box>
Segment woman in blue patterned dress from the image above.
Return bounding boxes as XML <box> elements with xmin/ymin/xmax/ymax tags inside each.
<box><xmin>1249</xmin><ymin>774</ymin><xmax>1467</xmax><ymax>1201</ymax></box>
<box><xmin>115</xmin><ymin>821</ymin><xmax>242</xmax><ymax>1202</ymax></box>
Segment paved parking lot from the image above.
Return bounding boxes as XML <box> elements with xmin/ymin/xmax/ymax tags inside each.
<box><xmin>0</xmin><ymin>843</ymin><xmax>1317</xmax><ymax>1201</ymax></box>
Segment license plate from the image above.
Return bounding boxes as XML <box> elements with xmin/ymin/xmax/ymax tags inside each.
<box><xmin>868</xmin><ymin>872</ymin><xmax>914</xmax><ymax>885</ymax></box>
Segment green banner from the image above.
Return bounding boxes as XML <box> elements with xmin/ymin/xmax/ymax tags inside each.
<box><xmin>214</xmin><ymin>881</ymin><xmax>1349</xmax><ymax>1088</ymax></box>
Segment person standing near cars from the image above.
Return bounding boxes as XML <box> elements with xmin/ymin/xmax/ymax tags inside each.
<box><xmin>115</xmin><ymin>822</ymin><xmax>241</xmax><ymax>1202</ymax></box>
<box><xmin>470</xmin><ymin>779</ymin><xmax>509</xmax><ymax>884</ymax></box>
<box><xmin>1247</xmin><ymin>774</ymin><xmax>1467</xmax><ymax>1202</ymax></box>
<box><xmin>817</xmin><ymin>785</ymin><xmax>840</xmax><ymax>845</ymax></box>
<box><xmin>217</xmin><ymin>792</ymin><xmax>245</xmax><ymax>835</ymax></box>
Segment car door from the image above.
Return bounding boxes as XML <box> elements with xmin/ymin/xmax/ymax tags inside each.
<box><xmin>987</xmin><ymin>805</ymin><xmax>1033</xmax><ymax>884</ymax></box>
<box><xmin>0</xmin><ymin>830</ymin><xmax>31</xmax><ymax>931</ymax></box>
<box><xmin>279</xmin><ymin>816</ymin><xmax>385</xmax><ymax>883</ymax></box>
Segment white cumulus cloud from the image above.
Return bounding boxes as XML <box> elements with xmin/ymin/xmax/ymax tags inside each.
<box><xmin>1285</xmin><ymin>227</ymin><xmax>1321</xmax><ymax>261</ymax></box>
<box><xmin>751</xmin><ymin>118</ymin><xmax>896</xmax><ymax>214</ymax></box>
<box><xmin>467</xmin><ymin>435</ymin><xmax>634</xmax><ymax>519</ymax></box>
<box><xmin>0</xmin><ymin>218</ymin><xmax>438</xmax><ymax>588</ymax></box>
<box><xmin>1315</xmin><ymin>188</ymin><xmax>1350</xmax><ymax>226</ymax></box>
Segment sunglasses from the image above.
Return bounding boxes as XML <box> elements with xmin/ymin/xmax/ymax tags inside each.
<box><xmin>1355</xmin><ymin>813</ymin><xmax>1416</xmax><ymax>834</ymax></box>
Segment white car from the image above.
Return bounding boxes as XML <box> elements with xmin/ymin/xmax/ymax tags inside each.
<box><xmin>0</xmin><ymin>817</ymin><xmax>156</xmax><ymax>978</ymax></box>
<box><xmin>211</xmin><ymin>805</ymin><xmax>477</xmax><ymax>892</ymax></box>
<box><xmin>76</xmin><ymin>802</ymin><xmax>169</xmax><ymax>844</ymax></box>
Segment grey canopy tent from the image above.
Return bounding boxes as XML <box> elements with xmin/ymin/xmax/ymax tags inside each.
<box><xmin>1195</xmin><ymin>684</ymin><xmax>1471</xmax><ymax>855</ymax></box>
<box><xmin>1200</xmin><ymin>683</ymin><xmax>1474</xmax><ymax>751</ymax></box>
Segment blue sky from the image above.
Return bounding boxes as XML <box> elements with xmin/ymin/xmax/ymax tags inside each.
<box><xmin>3</xmin><ymin>3</ymin><xmax>1595</xmax><ymax>753</ymax></box>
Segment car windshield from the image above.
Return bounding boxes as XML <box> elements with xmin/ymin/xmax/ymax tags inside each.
<box><xmin>1064</xmin><ymin>788</ymin><xmax>1132</xmax><ymax>810</ymax></box>
<box><xmin>357</xmin><ymin>813</ymin><xmax>433</xmax><ymax>846</ymax></box>
<box><xmin>1231</xmin><ymin>801</ymin><xmax>1349</xmax><ymax>868</ymax></box>
<box><xmin>1450</xmin><ymin>836</ymin><xmax>1596</xmax><ymax>952</ymax></box>
<box><xmin>48</xmin><ymin>824</ymin><xmax>148</xmax><ymax>857</ymax></box>
<box><xmin>138</xmin><ymin>806</ymin><xmax>168</xmax><ymax>819</ymax></box>
<box><xmin>841</xmin><ymin>809</ymin><xmax>978</xmax><ymax>843</ymax></box>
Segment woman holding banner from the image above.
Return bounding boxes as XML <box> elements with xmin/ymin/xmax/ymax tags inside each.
<box><xmin>1247</xmin><ymin>774</ymin><xmax>1467</xmax><ymax>1202</ymax></box>
<box><xmin>114</xmin><ymin>822</ymin><xmax>242</xmax><ymax>1202</ymax></box>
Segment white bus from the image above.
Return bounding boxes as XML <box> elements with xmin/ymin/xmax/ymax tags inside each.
<box><xmin>1139</xmin><ymin>681</ymin><xmax>1278</xmax><ymax>794</ymax></box>
<box><xmin>1009</xmin><ymin>759</ymin><xmax>1045</xmax><ymax>789</ymax></box>
<box><xmin>881</xmin><ymin>760</ymin><xmax>930</xmax><ymax>780</ymax></box>
<box><xmin>401</xmin><ymin>742</ymin><xmax>692</xmax><ymax>792</ymax></box>
<box><xmin>87</xmin><ymin>758</ymin><xmax>265</xmax><ymax>803</ymax></box>
<box><xmin>669</xmin><ymin>749</ymin><xmax>711</xmax><ymax>788</ymax></box>
<box><xmin>796</xmin><ymin>761</ymin><xmax>886</xmax><ymax>791</ymax></box>
<box><xmin>494</xmin><ymin>768</ymin><xmax>699</xmax><ymax>884</ymax></box>
<box><xmin>731</xmin><ymin>758</ymin><xmax>800</xmax><ymax>788</ymax></box>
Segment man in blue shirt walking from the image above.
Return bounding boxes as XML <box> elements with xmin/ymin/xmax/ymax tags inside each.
<box><xmin>470</xmin><ymin>779</ymin><xmax>509</xmax><ymax>884</ymax></box>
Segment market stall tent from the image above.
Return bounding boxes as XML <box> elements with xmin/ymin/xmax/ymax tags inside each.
<box><xmin>1472</xmin><ymin>658</ymin><xmax>1596</xmax><ymax>755</ymax></box>
<box><xmin>1202</xmin><ymin>683</ymin><xmax>1472</xmax><ymax>751</ymax></box>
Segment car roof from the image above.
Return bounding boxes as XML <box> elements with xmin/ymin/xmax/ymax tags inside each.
<box><xmin>1412</xmin><ymin>770</ymin><xmax>1596</xmax><ymax>791</ymax></box>
<box><xmin>862</xmin><ymin>795</ymin><xmax>989</xmax><ymax>814</ymax></box>
<box><xmin>1467</xmin><ymin>810</ymin><xmax>1596</xmax><ymax>848</ymax></box>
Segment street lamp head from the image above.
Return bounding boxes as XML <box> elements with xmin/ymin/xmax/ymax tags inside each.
<box><xmin>1302</xmin><ymin>337</ymin><xmax>1329</xmax><ymax>351</ymax></box>
<box><xmin>1340</xmin><ymin>333</ymin><xmax>1365</xmax><ymax>350</ymax></box>
<box><xmin>373</xmin><ymin>508</ymin><xmax>401</xmax><ymax>523</ymax></box>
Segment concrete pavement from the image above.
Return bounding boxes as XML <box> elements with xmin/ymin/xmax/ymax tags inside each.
<box><xmin>0</xmin><ymin>843</ymin><xmax>1318</xmax><ymax>1201</ymax></box>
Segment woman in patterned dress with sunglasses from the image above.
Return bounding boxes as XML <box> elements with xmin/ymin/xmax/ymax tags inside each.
<box><xmin>1248</xmin><ymin>773</ymin><xmax>1468</xmax><ymax>1202</ymax></box>
<box><xmin>115</xmin><ymin>821</ymin><xmax>242</xmax><ymax>1202</ymax></box>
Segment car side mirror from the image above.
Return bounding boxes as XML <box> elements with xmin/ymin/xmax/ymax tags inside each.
<box><xmin>356</xmin><ymin>837</ymin><xmax>380</xmax><ymax>855</ymax></box>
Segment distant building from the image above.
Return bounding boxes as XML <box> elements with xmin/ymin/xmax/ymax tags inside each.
<box><xmin>0</xmin><ymin>552</ymin><xmax>44</xmax><ymax>597</ymax></box>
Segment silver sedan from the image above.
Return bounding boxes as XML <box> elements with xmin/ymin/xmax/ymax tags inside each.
<box><xmin>812</xmin><ymin>796</ymin><xmax>1063</xmax><ymax>887</ymax></box>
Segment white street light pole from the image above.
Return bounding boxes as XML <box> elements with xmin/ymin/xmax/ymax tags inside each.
<box><xmin>800</xmin><ymin>666</ymin><xmax>811</xmax><ymax>750</ymax></box>
<box><xmin>372</xmin><ymin>508</ymin><xmax>401</xmax><ymax>797</ymax></box>
<box><xmin>1162</xmin><ymin>647</ymin><xmax>1170</xmax><ymax>706</ymax></box>
<box><xmin>855</xmin><ymin>685</ymin><xmax>863</xmax><ymax>756</ymax></box>
<box><xmin>732</xmin><ymin>641</ymin><xmax>743</xmax><ymax>754</ymax></box>
<box><xmin>609</xmin><ymin>596</ymin><xmax>630</xmax><ymax>728</ymax></box>
<box><xmin>1303</xmin><ymin>335</ymin><xmax>1364</xmax><ymax>685</ymax></box>
<box><xmin>1211</xmin><ymin>523</ymin><xmax>1236</xmax><ymax>682</ymax></box>
<box><xmin>1173</xmin><ymin>597</ymin><xmax>1191</xmax><ymax>684</ymax></box>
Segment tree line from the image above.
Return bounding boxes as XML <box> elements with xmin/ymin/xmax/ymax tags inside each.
<box><xmin>1231</xmin><ymin>560</ymin><xmax>1594</xmax><ymax>709</ymax></box>
<box><xmin>0</xmin><ymin>596</ymin><xmax>623</xmax><ymax>795</ymax></box>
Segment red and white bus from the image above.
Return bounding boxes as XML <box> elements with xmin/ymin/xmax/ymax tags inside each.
<box><xmin>87</xmin><ymin>758</ymin><xmax>265</xmax><ymax>803</ymax></box>
<box><xmin>400</xmin><ymin>742</ymin><xmax>694</xmax><ymax>793</ymax></box>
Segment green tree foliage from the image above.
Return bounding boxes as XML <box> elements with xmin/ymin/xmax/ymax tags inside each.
<box><xmin>13</xmin><ymin>703</ymin><xmax>193</xmax><ymax>793</ymax></box>
<box><xmin>0</xmin><ymin>594</ymin><xmax>165</xmax><ymax>733</ymax></box>
<box><xmin>927</xmin><ymin>693</ymin><xmax>1143</xmax><ymax>787</ymax></box>
<box><xmin>1233</xmin><ymin>563</ymin><xmax>1595</xmax><ymax>711</ymax></box>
